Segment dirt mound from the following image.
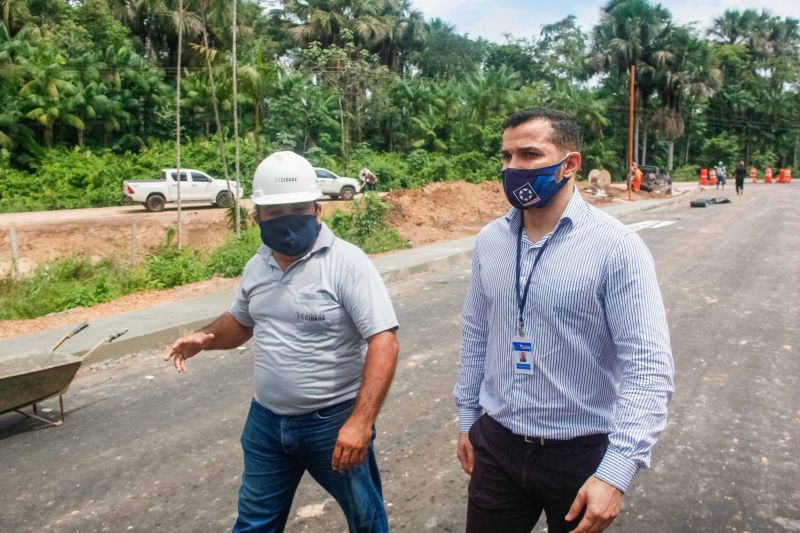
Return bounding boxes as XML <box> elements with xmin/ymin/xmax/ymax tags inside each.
<box><xmin>382</xmin><ymin>180</ymin><xmax>665</xmax><ymax>246</ymax></box>
<box><xmin>384</xmin><ymin>181</ymin><xmax>509</xmax><ymax>246</ymax></box>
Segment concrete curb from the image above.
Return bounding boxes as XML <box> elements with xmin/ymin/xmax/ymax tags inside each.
<box><xmin>0</xmin><ymin>188</ymin><xmax>699</xmax><ymax>364</ymax></box>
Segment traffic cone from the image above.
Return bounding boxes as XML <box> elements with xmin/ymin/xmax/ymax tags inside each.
<box><xmin>700</xmin><ymin>168</ymin><xmax>709</xmax><ymax>186</ymax></box>
<box><xmin>750</xmin><ymin>167</ymin><xmax>757</xmax><ymax>183</ymax></box>
<box><xmin>709</xmin><ymin>168</ymin><xmax>718</xmax><ymax>186</ymax></box>
<box><xmin>765</xmin><ymin>168</ymin><xmax>773</xmax><ymax>183</ymax></box>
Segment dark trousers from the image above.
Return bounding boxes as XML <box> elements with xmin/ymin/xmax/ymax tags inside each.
<box><xmin>736</xmin><ymin>178</ymin><xmax>744</xmax><ymax>195</ymax></box>
<box><xmin>466</xmin><ymin>414</ymin><xmax>608</xmax><ymax>533</ymax></box>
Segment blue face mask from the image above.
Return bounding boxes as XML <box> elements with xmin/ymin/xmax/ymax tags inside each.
<box><xmin>259</xmin><ymin>214</ymin><xmax>320</xmax><ymax>257</ymax></box>
<box><xmin>500</xmin><ymin>154</ymin><xmax>574</xmax><ymax>210</ymax></box>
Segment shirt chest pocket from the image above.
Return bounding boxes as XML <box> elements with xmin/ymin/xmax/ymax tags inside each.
<box><xmin>295</xmin><ymin>293</ymin><xmax>344</xmax><ymax>331</ymax></box>
<box><xmin>548</xmin><ymin>279</ymin><xmax>596</xmax><ymax>318</ymax></box>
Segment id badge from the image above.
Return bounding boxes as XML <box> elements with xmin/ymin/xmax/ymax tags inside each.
<box><xmin>512</xmin><ymin>337</ymin><xmax>534</xmax><ymax>375</ymax></box>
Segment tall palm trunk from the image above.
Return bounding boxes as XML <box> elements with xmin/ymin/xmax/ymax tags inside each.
<box><xmin>231</xmin><ymin>0</ymin><xmax>241</xmax><ymax>237</ymax></box>
<box><xmin>201</xmin><ymin>10</ymin><xmax>232</xmax><ymax>202</ymax></box>
<box><xmin>254</xmin><ymin>101</ymin><xmax>261</xmax><ymax>157</ymax></box>
<box><xmin>667</xmin><ymin>141</ymin><xmax>674</xmax><ymax>171</ymax></box>
<box><xmin>641</xmin><ymin>119</ymin><xmax>649</xmax><ymax>165</ymax></box>
<box><xmin>175</xmin><ymin>0</ymin><xmax>183</xmax><ymax>250</ymax></box>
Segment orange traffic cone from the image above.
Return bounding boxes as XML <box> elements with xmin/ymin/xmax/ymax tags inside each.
<box><xmin>700</xmin><ymin>168</ymin><xmax>709</xmax><ymax>186</ymax></box>
<box><xmin>765</xmin><ymin>168</ymin><xmax>773</xmax><ymax>183</ymax></box>
<box><xmin>750</xmin><ymin>167</ymin><xmax>757</xmax><ymax>183</ymax></box>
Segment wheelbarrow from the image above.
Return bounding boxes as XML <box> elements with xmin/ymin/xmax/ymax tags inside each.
<box><xmin>0</xmin><ymin>323</ymin><xmax>127</xmax><ymax>427</ymax></box>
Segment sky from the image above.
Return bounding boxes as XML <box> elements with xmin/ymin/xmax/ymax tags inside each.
<box><xmin>409</xmin><ymin>0</ymin><xmax>800</xmax><ymax>43</ymax></box>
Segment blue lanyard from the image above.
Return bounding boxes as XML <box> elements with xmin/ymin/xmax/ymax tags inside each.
<box><xmin>515</xmin><ymin>221</ymin><xmax>554</xmax><ymax>336</ymax></box>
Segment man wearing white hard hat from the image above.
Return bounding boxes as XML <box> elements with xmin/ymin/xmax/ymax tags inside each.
<box><xmin>165</xmin><ymin>151</ymin><xmax>399</xmax><ymax>532</ymax></box>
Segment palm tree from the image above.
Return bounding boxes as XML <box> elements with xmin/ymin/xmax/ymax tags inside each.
<box><xmin>1</xmin><ymin>0</ymin><xmax>30</xmax><ymax>36</ymax></box>
<box><xmin>18</xmin><ymin>47</ymin><xmax>84</xmax><ymax>147</ymax></box>
<box><xmin>653</xmin><ymin>28</ymin><xmax>720</xmax><ymax>170</ymax></box>
<box><xmin>285</xmin><ymin>0</ymin><xmax>349</xmax><ymax>48</ymax></box>
<box><xmin>464</xmin><ymin>65</ymin><xmax>521</xmax><ymax>126</ymax></box>
<box><xmin>590</xmin><ymin>0</ymin><xmax>674</xmax><ymax>163</ymax></box>
<box><xmin>238</xmin><ymin>45</ymin><xmax>275</xmax><ymax>157</ymax></box>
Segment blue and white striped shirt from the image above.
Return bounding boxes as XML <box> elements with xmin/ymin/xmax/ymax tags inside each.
<box><xmin>454</xmin><ymin>186</ymin><xmax>674</xmax><ymax>492</ymax></box>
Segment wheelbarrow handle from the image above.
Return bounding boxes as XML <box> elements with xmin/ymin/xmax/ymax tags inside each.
<box><xmin>71</xmin><ymin>322</ymin><xmax>89</xmax><ymax>336</ymax></box>
<box><xmin>107</xmin><ymin>329</ymin><xmax>128</xmax><ymax>343</ymax></box>
<box><xmin>80</xmin><ymin>329</ymin><xmax>129</xmax><ymax>361</ymax></box>
<box><xmin>50</xmin><ymin>322</ymin><xmax>90</xmax><ymax>352</ymax></box>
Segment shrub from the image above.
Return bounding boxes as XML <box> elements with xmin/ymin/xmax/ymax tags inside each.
<box><xmin>144</xmin><ymin>246</ymin><xmax>208</xmax><ymax>289</ymax></box>
<box><xmin>672</xmin><ymin>165</ymin><xmax>700</xmax><ymax>182</ymax></box>
<box><xmin>325</xmin><ymin>193</ymin><xmax>408</xmax><ymax>254</ymax></box>
<box><xmin>0</xmin><ymin>255</ymin><xmax>137</xmax><ymax>319</ymax></box>
<box><xmin>207</xmin><ymin>227</ymin><xmax>263</xmax><ymax>278</ymax></box>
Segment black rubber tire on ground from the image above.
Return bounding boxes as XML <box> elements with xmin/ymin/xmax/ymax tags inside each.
<box><xmin>340</xmin><ymin>186</ymin><xmax>355</xmax><ymax>200</ymax></box>
<box><xmin>215</xmin><ymin>190</ymin><xmax>234</xmax><ymax>208</ymax></box>
<box><xmin>145</xmin><ymin>194</ymin><xmax>166</xmax><ymax>212</ymax></box>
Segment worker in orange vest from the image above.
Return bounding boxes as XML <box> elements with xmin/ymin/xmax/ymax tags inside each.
<box><xmin>632</xmin><ymin>162</ymin><xmax>643</xmax><ymax>192</ymax></box>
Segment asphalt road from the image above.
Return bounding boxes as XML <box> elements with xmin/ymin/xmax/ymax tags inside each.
<box><xmin>1</xmin><ymin>182</ymin><xmax>798</xmax><ymax>532</ymax></box>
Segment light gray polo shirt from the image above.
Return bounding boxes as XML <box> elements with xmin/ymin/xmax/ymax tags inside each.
<box><xmin>228</xmin><ymin>223</ymin><xmax>399</xmax><ymax>415</ymax></box>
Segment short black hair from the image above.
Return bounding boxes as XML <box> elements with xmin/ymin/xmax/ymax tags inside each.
<box><xmin>502</xmin><ymin>108</ymin><xmax>580</xmax><ymax>152</ymax></box>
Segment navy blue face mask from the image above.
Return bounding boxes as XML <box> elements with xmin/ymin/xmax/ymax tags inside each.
<box><xmin>259</xmin><ymin>214</ymin><xmax>321</xmax><ymax>257</ymax></box>
<box><xmin>500</xmin><ymin>154</ymin><xmax>574</xmax><ymax>210</ymax></box>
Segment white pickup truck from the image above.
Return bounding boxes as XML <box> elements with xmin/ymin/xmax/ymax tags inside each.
<box><xmin>314</xmin><ymin>167</ymin><xmax>362</xmax><ymax>200</ymax></box>
<box><xmin>123</xmin><ymin>169</ymin><xmax>243</xmax><ymax>212</ymax></box>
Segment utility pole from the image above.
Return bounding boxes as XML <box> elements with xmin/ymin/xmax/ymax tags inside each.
<box><xmin>627</xmin><ymin>64</ymin><xmax>636</xmax><ymax>201</ymax></box>
<box><xmin>175</xmin><ymin>0</ymin><xmax>184</xmax><ymax>250</ymax></box>
<box><xmin>232</xmin><ymin>0</ymin><xmax>241</xmax><ymax>238</ymax></box>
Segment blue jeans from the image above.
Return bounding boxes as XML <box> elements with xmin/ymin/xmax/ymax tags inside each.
<box><xmin>233</xmin><ymin>399</ymin><xmax>388</xmax><ymax>533</ymax></box>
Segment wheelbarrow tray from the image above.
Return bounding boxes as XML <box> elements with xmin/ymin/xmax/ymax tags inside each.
<box><xmin>0</xmin><ymin>351</ymin><xmax>83</xmax><ymax>415</ymax></box>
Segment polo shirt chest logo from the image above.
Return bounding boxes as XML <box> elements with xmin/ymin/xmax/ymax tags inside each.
<box><xmin>294</xmin><ymin>291</ymin><xmax>344</xmax><ymax>330</ymax></box>
<box><xmin>297</xmin><ymin>311</ymin><xmax>326</xmax><ymax>322</ymax></box>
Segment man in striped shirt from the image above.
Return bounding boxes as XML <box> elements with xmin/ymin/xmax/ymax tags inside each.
<box><xmin>454</xmin><ymin>108</ymin><xmax>674</xmax><ymax>533</ymax></box>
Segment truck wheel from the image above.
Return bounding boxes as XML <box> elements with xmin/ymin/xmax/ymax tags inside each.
<box><xmin>215</xmin><ymin>191</ymin><xmax>234</xmax><ymax>208</ymax></box>
<box><xmin>340</xmin><ymin>186</ymin><xmax>355</xmax><ymax>200</ymax></box>
<box><xmin>145</xmin><ymin>194</ymin><xmax>166</xmax><ymax>212</ymax></box>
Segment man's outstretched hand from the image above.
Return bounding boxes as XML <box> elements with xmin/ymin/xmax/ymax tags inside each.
<box><xmin>163</xmin><ymin>332</ymin><xmax>215</xmax><ymax>372</ymax></box>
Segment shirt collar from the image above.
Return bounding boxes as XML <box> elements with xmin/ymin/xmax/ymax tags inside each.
<box><xmin>504</xmin><ymin>185</ymin><xmax>586</xmax><ymax>232</ymax></box>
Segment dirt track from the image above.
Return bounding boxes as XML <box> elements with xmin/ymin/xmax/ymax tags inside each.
<box><xmin>0</xmin><ymin>199</ymin><xmax>350</xmax><ymax>276</ymax></box>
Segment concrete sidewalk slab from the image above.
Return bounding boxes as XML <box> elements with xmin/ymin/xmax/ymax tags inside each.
<box><xmin>0</xmin><ymin>187</ymin><xmax>699</xmax><ymax>363</ymax></box>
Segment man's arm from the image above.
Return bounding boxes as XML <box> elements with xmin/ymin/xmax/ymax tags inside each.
<box><xmin>454</xmin><ymin>247</ymin><xmax>490</xmax><ymax>475</ymax></box>
<box><xmin>163</xmin><ymin>312</ymin><xmax>253</xmax><ymax>372</ymax></box>
<box><xmin>566</xmin><ymin>232</ymin><xmax>674</xmax><ymax>532</ymax></box>
<box><xmin>331</xmin><ymin>329</ymin><xmax>399</xmax><ymax>472</ymax></box>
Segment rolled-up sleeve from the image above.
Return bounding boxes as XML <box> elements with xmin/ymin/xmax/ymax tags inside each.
<box><xmin>337</xmin><ymin>250</ymin><xmax>399</xmax><ymax>340</ymax></box>
<box><xmin>454</xmin><ymin>240</ymin><xmax>490</xmax><ymax>432</ymax></box>
<box><xmin>594</xmin><ymin>232</ymin><xmax>674</xmax><ymax>492</ymax></box>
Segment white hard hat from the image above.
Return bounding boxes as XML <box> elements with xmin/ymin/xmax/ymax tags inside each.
<box><xmin>251</xmin><ymin>151</ymin><xmax>322</xmax><ymax>205</ymax></box>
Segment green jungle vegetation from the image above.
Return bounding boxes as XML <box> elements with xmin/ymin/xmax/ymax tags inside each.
<box><xmin>1</xmin><ymin>0</ymin><xmax>799</xmax><ymax>212</ymax></box>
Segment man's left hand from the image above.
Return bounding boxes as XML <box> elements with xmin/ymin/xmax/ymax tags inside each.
<box><xmin>565</xmin><ymin>476</ymin><xmax>624</xmax><ymax>533</ymax></box>
<box><xmin>331</xmin><ymin>417</ymin><xmax>372</xmax><ymax>473</ymax></box>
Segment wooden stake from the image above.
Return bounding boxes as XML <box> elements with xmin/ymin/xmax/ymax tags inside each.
<box><xmin>10</xmin><ymin>227</ymin><xmax>20</xmax><ymax>281</ymax></box>
<box><xmin>131</xmin><ymin>220</ymin><xmax>138</xmax><ymax>265</ymax></box>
